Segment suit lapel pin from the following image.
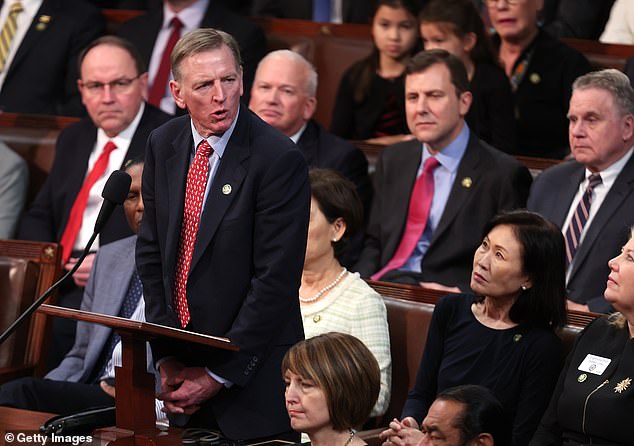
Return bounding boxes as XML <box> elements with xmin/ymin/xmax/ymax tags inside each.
<box><xmin>222</xmin><ymin>184</ymin><xmax>232</xmax><ymax>195</ymax></box>
<box><xmin>615</xmin><ymin>377</ymin><xmax>631</xmax><ymax>393</ymax></box>
<box><xmin>529</xmin><ymin>73</ymin><xmax>541</xmax><ymax>84</ymax></box>
<box><xmin>577</xmin><ymin>373</ymin><xmax>587</xmax><ymax>383</ymax></box>
<box><xmin>461</xmin><ymin>177</ymin><xmax>472</xmax><ymax>188</ymax></box>
<box><xmin>36</xmin><ymin>15</ymin><xmax>51</xmax><ymax>31</ymax></box>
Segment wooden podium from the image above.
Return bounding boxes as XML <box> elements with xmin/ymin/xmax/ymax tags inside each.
<box><xmin>37</xmin><ymin>304</ymin><xmax>238</xmax><ymax>445</ymax></box>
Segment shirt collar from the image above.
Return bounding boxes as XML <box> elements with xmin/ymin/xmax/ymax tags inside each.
<box><xmin>422</xmin><ymin>122</ymin><xmax>470</xmax><ymax>173</ymax></box>
<box><xmin>190</xmin><ymin>106</ymin><xmax>240</xmax><ymax>158</ymax></box>
<box><xmin>162</xmin><ymin>0</ymin><xmax>208</xmax><ymax>29</ymax></box>
<box><xmin>584</xmin><ymin>146</ymin><xmax>634</xmax><ymax>188</ymax></box>
<box><xmin>289</xmin><ymin>122</ymin><xmax>308</xmax><ymax>144</ymax></box>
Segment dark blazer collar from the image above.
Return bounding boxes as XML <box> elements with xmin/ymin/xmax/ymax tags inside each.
<box><xmin>569</xmin><ymin>153</ymin><xmax>634</xmax><ymax>281</ymax></box>
<box><xmin>296</xmin><ymin>119</ymin><xmax>319</xmax><ymax>165</ymax></box>
<box><xmin>7</xmin><ymin>0</ymin><xmax>59</xmax><ymax>75</ymax></box>
<box><xmin>164</xmin><ymin>110</ymin><xmax>253</xmax><ymax>273</ymax></box>
<box><xmin>430</xmin><ymin>132</ymin><xmax>482</xmax><ymax>245</ymax></box>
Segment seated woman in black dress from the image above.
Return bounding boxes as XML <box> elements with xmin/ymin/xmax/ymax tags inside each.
<box><xmin>283</xmin><ymin>332</ymin><xmax>381</xmax><ymax>446</ymax></box>
<box><xmin>531</xmin><ymin>228</ymin><xmax>634</xmax><ymax>445</ymax></box>
<box><xmin>419</xmin><ymin>0</ymin><xmax>516</xmax><ymax>153</ymax></box>
<box><xmin>330</xmin><ymin>0</ymin><xmax>420</xmax><ymax>144</ymax></box>
<box><xmin>486</xmin><ymin>0</ymin><xmax>590</xmax><ymax>158</ymax></box>
<box><xmin>380</xmin><ymin>210</ymin><xmax>567</xmax><ymax>446</ymax></box>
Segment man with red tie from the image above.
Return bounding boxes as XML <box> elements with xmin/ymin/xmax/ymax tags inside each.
<box><xmin>18</xmin><ymin>36</ymin><xmax>171</xmax><ymax>368</ymax></box>
<box><xmin>136</xmin><ymin>28</ymin><xmax>309</xmax><ymax>442</ymax></box>
<box><xmin>354</xmin><ymin>49</ymin><xmax>531</xmax><ymax>292</ymax></box>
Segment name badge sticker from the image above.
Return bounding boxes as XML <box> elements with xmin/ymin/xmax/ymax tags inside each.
<box><xmin>578</xmin><ymin>354</ymin><xmax>611</xmax><ymax>375</ymax></box>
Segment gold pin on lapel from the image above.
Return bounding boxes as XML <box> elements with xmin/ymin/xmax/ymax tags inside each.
<box><xmin>36</xmin><ymin>15</ymin><xmax>51</xmax><ymax>31</ymax></box>
<box><xmin>615</xmin><ymin>377</ymin><xmax>632</xmax><ymax>393</ymax></box>
<box><xmin>577</xmin><ymin>373</ymin><xmax>587</xmax><ymax>383</ymax></box>
<box><xmin>461</xmin><ymin>177</ymin><xmax>472</xmax><ymax>188</ymax></box>
<box><xmin>222</xmin><ymin>184</ymin><xmax>232</xmax><ymax>195</ymax></box>
<box><xmin>513</xmin><ymin>334</ymin><xmax>522</xmax><ymax>343</ymax></box>
<box><xmin>530</xmin><ymin>73</ymin><xmax>541</xmax><ymax>84</ymax></box>
<box><xmin>313</xmin><ymin>314</ymin><xmax>321</xmax><ymax>323</ymax></box>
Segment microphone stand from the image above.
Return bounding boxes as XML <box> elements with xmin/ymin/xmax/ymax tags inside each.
<box><xmin>0</xmin><ymin>231</ymin><xmax>98</xmax><ymax>345</ymax></box>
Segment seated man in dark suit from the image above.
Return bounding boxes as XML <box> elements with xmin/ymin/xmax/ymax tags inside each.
<box><xmin>528</xmin><ymin>69</ymin><xmax>634</xmax><ymax>313</ymax></box>
<box><xmin>0</xmin><ymin>0</ymin><xmax>105</xmax><ymax>116</ymax></box>
<box><xmin>249</xmin><ymin>49</ymin><xmax>371</xmax><ymax>265</ymax></box>
<box><xmin>354</xmin><ymin>49</ymin><xmax>532</xmax><ymax>292</ymax></box>
<box><xmin>18</xmin><ymin>36</ymin><xmax>171</xmax><ymax>368</ymax></box>
<box><xmin>118</xmin><ymin>0</ymin><xmax>266</xmax><ymax>113</ymax></box>
<box><xmin>0</xmin><ymin>160</ymin><xmax>163</xmax><ymax>418</ymax></box>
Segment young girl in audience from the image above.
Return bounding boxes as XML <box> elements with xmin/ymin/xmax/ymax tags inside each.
<box><xmin>419</xmin><ymin>0</ymin><xmax>516</xmax><ymax>153</ymax></box>
<box><xmin>330</xmin><ymin>0</ymin><xmax>420</xmax><ymax>144</ymax></box>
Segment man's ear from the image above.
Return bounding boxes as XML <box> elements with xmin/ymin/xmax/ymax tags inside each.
<box><xmin>170</xmin><ymin>79</ymin><xmax>186</xmax><ymax>110</ymax></box>
<box><xmin>469</xmin><ymin>433</ymin><xmax>494</xmax><ymax>446</ymax></box>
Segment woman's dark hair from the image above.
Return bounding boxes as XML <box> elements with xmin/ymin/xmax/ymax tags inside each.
<box><xmin>309</xmin><ymin>169</ymin><xmax>363</xmax><ymax>260</ymax></box>
<box><xmin>436</xmin><ymin>385</ymin><xmax>510</xmax><ymax>445</ymax></box>
<box><xmin>352</xmin><ymin>0</ymin><xmax>421</xmax><ymax>103</ymax></box>
<box><xmin>476</xmin><ymin>210</ymin><xmax>567</xmax><ymax>328</ymax></box>
<box><xmin>419</xmin><ymin>0</ymin><xmax>497</xmax><ymax>65</ymax></box>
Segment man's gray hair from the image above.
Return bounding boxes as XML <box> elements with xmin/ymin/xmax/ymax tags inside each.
<box><xmin>572</xmin><ymin>69</ymin><xmax>634</xmax><ymax>116</ymax></box>
<box><xmin>171</xmin><ymin>28</ymin><xmax>242</xmax><ymax>81</ymax></box>
<box><xmin>258</xmin><ymin>49</ymin><xmax>318</xmax><ymax>96</ymax></box>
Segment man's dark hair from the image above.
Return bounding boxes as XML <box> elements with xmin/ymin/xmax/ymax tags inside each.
<box><xmin>406</xmin><ymin>49</ymin><xmax>470</xmax><ymax>96</ymax></box>
<box><xmin>78</xmin><ymin>35</ymin><xmax>146</xmax><ymax>76</ymax></box>
<box><xmin>436</xmin><ymin>385</ymin><xmax>510</xmax><ymax>445</ymax></box>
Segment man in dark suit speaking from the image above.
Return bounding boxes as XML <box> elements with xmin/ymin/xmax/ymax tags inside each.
<box><xmin>136</xmin><ymin>29</ymin><xmax>310</xmax><ymax>442</ymax></box>
<box><xmin>355</xmin><ymin>50</ymin><xmax>531</xmax><ymax>292</ymax></box>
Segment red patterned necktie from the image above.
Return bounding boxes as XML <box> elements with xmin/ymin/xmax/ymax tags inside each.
<box><xmin>173</xmin><ymin>140</ymin><xmax>213</xmax><ymax>328</ymax></box>
<box><xmin>148</xmin><ymin>16</ymin><xmax>183</xmax><ymax>107</ymax></box>
<box><xmin>372</xmin><ymin>156</ymin><xmax>440</xmax><ymax>281</ymax></box>
<box><xmin>564</xmin><ymin>173</ymin><xmax>602</xmax><ymax>268</ymax></box>
<box><xmin>59</xmin><ymin>141</ymin><xmax>118</xmax><ymax>263</ymax></box>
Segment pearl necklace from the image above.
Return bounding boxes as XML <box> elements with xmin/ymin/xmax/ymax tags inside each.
<box><xmin>299</xmin><ymin>268</ymin><xmax>347</xmax><ymax>303</ymax></box>
<box><xmin>344</xmin><ymin>429</ymin><xmax>355</xmax><ymax>446</ymax></box>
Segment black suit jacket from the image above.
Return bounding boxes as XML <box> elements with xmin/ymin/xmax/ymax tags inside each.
<box><xmin>136</xmin><ymin>109</ymin><xmax>309</xmax><ymax>440</ymax></box>
<box><xmin>543</xmin><ymin>0</ymin><xmax>615</xmax><ymax>39</ymax></box>
<box><xmin>0</xmin><ymin>0</ymin><xmax>104</xmax><ymax>116</ymax></box>
<box><xmin>298</xmin><ymin>119</ymin><xmax>371</xmax><ymax>213</ymax></box>
<box><xmin>355</xmin><ymin>132</ymin><xmax>532</xmax><ymax>291</ymax></box>
<box><xmin>527</xmin><ymin>157</ymin><xmax>634</xmax><ymax>313</ymax></box>
<box><xmin>118</xmin><ymin>2</ymin><xmax>266</xmax><ymax>105</ymax></box>
<box><xmin>19</xmin><ymin>104</ymin><xmax>171</xmax><ymax>245</ymax></box>
<box><xmin>252</xmin><ymin>0</ymin><xmax>372</xmax><ymax>23</ymax></box>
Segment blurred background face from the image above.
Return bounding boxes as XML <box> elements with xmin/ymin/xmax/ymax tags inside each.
<box><xmin>605</xmin><ymin>236</ymin><xmax>634</xmax><ymax>314</ymax></box>
<box><xmin>249</xmin><ymin>56</ymin><xmax>316</xmax><ymax>136</ymax></box>
<box><xmin>471</xmin><ymin>224</ymin><xmax>530</xmax><ymax>300</ymax></box>
<box><xmin>420</xmin><ymin>22</ymin><xmax>474</xmax><ymax>65</ymax></box>
<box><xmin>123</xmin><ymin>164</ymin><xmax>144</xmax><ymax>234</ymax></box>
<box><xmin>420</xmin><ymin>399</ymin><xmax>465</xmax><ymax>446</ymax></box>
<box><xmin>304</xmin><ymin>198</ymin><xmax>343</xmax><ymax>265</ymax></box>
<box><xmin>487</xmin><ymin>0</ymin><xmax>543</xmax><ymax>43</ymax></box>
<box><xmin>372</xmin><ymin>4</ymin><xmax>419</xmax><ymax>61</ymax></box>
<box><xmin>405</xmin><ymin>63</ymin><xmax>471</xmax><ymax>153</ymax></box>
<box><xmin>78</xmin><ymin>44</ymin><xmax>147</xmax><ymax>138</ymax></box>
<box><xmin>568</xmin><ymin>87</ymin><xmax>633</xmax><ymax>173</ymax></box>
<box><xmin>284</xmin><ymin>370</ymin><xmax>331</xmax><ymax>435</ymax></box>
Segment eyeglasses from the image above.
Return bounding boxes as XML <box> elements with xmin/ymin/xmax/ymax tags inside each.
<box><xmin>80</xmin><ymin>75</ymin><xmax>141</xmax><ymax>96</ymax></box>
<box><xmin>486</xmin><ymin>0</ymin><xmax>522</xmax><ymax>6</ymax></box>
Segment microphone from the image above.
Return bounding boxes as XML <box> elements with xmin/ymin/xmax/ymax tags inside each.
<box><xmin>94</xmin><ymin>170</ymin><xmax>132</xmax><ymax>234</ymax></box>
<box><xmin>0</xmin><ymin>171</ymin><xmax>132</xmax><ymax>346</ymax></box>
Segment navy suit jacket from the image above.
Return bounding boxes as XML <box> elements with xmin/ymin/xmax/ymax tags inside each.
<box><xmin>0</xmin><ymin>0</ymin><xmax>104</xmax><ymax>116</ymax></box>
<box><xmin>118</xmin><ymin>2</ymin><xmax>266</xmax><ymax>104</ymax></box>
<box><xmin>355</xmin><ymin>132</ymin><xmax>532</xmax><ymax>291</ymax></box>
<box><xmin>252</xmin><ymin>0</ymin><xmax>372</xmax><ymax>23</ymax></box>
<box><xmin>136</xmin><ymin>108</ymin><xmax>309</xmax><ymax>440</ymax></box>
<box><xmin>527</xmin><ymin>157</ymin><xmax>634</xmax><ymax>313</ymax></box>
<box><xmin>19</xmin><ymin>104</ymin><xmax>171</xmax><ymax>246</ymax></box>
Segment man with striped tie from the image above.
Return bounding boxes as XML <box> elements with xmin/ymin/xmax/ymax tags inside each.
<box><xmin>528</xmin><ymin>69</ymin><xmax>634</xmax><ymax>314</ymax></box>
